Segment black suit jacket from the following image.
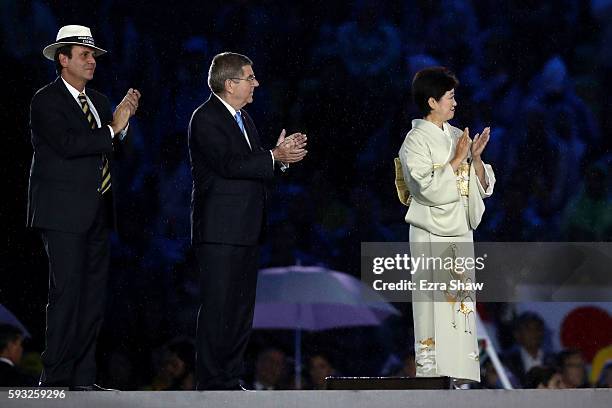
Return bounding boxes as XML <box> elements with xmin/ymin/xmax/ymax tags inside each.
<box><xmin>27</xmin><ymin>77</ymin><xmax>116</xmax><ymax>233</ymax></box>
<box><xmin>0</xmin><ymin>360</ymin><xmax>36</xmax><ymax>387</ymax></box>
<box><xmin>188</xmin><ymin>94</ymin><xmax>275</xmax><ymax>246</ymax></box>
<box><xmin>501</xmin><ymin>347</ymin><xmax>556</xmax><ymax>386</ymax></box>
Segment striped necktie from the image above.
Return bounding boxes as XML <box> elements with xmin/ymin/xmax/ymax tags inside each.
<box><xmin>78</xmin><ymin>93</ymin><xmax>111</xmax><ymax>195</ymax></box>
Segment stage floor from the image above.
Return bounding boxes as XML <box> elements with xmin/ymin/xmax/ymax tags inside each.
<box><xmin>1</xmin><ymin>389</ymin><xmax>611</xmax><ymax>408</ymax></box>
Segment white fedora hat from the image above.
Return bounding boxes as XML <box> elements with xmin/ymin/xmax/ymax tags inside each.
<box><xmin>42</xmin><ymin>25</ymin><xmax>107</xmax><ymax>61</ymax></box>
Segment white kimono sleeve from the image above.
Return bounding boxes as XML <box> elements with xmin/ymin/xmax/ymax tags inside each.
<box><xmin>476</xmin><ymin>162</ymin><xmax>495</xmax><ymax>198</ymax></box>
<box><xmin>399</xmin><ymin>134</ymin><xmax>460</xmax><ymax>206</ymax></box>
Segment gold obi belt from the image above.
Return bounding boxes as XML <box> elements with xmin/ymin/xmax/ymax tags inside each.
<box><xmin>393</xmin><ymin>158</ymin><xmax>470</xmax><ymax>207</ymax></box>
<box><xmin>455</xmin><ymin>162</ymin><xmax>469</xmax><ymax>197</ymax></box>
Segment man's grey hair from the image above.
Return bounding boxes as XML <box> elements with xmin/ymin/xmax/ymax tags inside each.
<box><xmin>208</xmin><ymin>52</ymin><xmax>253</xmax><ymax>94</ymax></box>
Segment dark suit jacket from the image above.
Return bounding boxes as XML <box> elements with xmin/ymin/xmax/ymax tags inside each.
<box><xmin>188</xmin><ymin>94</ymin><xmax>275</xmax><ymax>246</ymax></box>
<box><xmin>27</xmin><ymin>77</ymin><xmax>116</xmax><ymax>233</ymax></box>
<box><xmin>501</xmin><ymin>347</ymin><xmax>556</xmax><ymax>387</ymax></box>
<box><xmin>0</xmin><ymin>360</ymin><xmax>36</xmax><ymax>387</ymax></box>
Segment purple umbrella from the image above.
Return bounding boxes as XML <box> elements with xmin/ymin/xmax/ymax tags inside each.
<box><xmin>253</xmin><ymin>266</ymin><xmax>400</xmax><ymax>388</ymax></box>
<box><xmin>0</xmin><ymin>304</ymin><xmax>31</xmax><ymax>338</ymax></box>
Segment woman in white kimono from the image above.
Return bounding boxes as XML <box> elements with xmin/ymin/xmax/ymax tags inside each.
<box><xmin>398</xmin><ymin>67</ymin><xmax>495</xmax><ymax>383</ymax></box>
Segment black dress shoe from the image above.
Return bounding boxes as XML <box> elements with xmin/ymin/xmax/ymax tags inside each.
<box><xmin>70</xmin><ymin>384</ymin><xmax>116</xmax><ymax>391</ymax></box>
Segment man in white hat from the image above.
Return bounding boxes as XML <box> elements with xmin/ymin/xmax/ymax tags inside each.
<box><xmin>27</xmin><ymin>25</ymin><xmax>141</xmax><ymax>390</ymax></box>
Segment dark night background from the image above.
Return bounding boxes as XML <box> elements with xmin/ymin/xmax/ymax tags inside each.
<box><xmin>1</xmin><ymin>0</ymin><xmax>611</xmax><ymax>390</ymax></box>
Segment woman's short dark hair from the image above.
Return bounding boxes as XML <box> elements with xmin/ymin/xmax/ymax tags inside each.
<box><xmin>412</xmin><ymin>66</ymin><xmax>459</xmax><ymax>116</ymax></box>
<box><xmin>54</xmin><ymin>45</ymin><xmax>74</xmax><ymax>76</ymax></box>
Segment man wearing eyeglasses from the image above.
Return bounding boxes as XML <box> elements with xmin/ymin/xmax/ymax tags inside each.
<box><xmin>188</xmin><ymin>52</ymin><xmax>307</xmax><ymax>390</ymax></box>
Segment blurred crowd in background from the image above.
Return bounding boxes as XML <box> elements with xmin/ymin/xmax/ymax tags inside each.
<box><xmin>1</xmin><ymin>0</ymin><xmax>611</xmax><ymax>390</ymax></box>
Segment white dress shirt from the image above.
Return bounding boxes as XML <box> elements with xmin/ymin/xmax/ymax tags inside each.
<box><xmin>0</xmin><ymin>357</ymin><xmax>15</xmax><ymax>367</ymax></box>
<box><xmin>61</xmin><ymin>77</ymin><xmax>128</xmax><ymax>140</ymax></box>
<box><xmin>520</xmin><ymin>347</ymin><xmax>544</xmax><ymax>373</ymax></box>
<box><xmin>213</xmin><ymin>93</ymin><xmax>276</xmax><ymax>168</ymax></box>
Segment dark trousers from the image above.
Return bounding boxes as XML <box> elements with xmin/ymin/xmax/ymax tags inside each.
<box><xmin>39</xmin><ymin>198</ymin><xmax>110</xmax><ymax>387</ymax></box>
<box><xmin>194</xmin><ymin>243</ymin><xmax>259</xmax><ymax>390</ymax></box>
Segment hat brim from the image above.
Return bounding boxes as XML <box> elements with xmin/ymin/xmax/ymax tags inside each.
<box><xmin>42</xmin><ymin>42</ymin><xmax>107</xmax><ymax>61</ymax></box>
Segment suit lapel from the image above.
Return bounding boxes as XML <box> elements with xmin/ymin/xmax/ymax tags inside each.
<box><xmin>55</xmin><ymin>78</ymin><xmax>92</xmax><ymax>129</ymax></box>
<box><xmin>241</xmin><ymin>110</ymin><xmax>263</xmax><ymax>151</ymax></box>
<box><xmin>210</xmin><ymin>94</ymin><xmax>254</xmax><ymax>151</ymax></box>
<box><xmin>87</xmin><ymin>90</ymin><xmax>112</xmax><ymax>126</ymax></box>
<box><xmin>87</xmin><ymin>91</ymin><xmax>103</xmax><ymax>125</ymax></box>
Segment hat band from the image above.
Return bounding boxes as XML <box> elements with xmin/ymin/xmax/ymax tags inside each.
<box><xmin>57</xmin><ymin>36</ymin><xmax>96</xmax><ymax>47</ymax></box>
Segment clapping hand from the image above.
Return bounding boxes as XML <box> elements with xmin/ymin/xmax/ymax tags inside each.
<box><xmin>456</xmin><ymin>127</ymin><xmax>471</xmax><ymax>161</ymax></box>
<box><xmin>272</xmin><ymin>129</ymin><xmax>307</xmax><ymax>163</ymax></box>
<box><xmin>471</xmin><ymin>127</ymin><xmax>490</xmax><ymax>162</ymax></box>
<box><xmin>121</xmin><ymin>88</ymin><xmax>141</xmax><ymax>116</ymax></box>
<box><xmin>111</xmin><ymin>88</ymin><xmax>141</xmax><ymax>134</ymax></box>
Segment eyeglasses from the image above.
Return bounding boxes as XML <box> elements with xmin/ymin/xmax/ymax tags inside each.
<box><xmin>230</xmin><ymin>75</ymin><xmax>257</xmax><ymax>83</ymax></box>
